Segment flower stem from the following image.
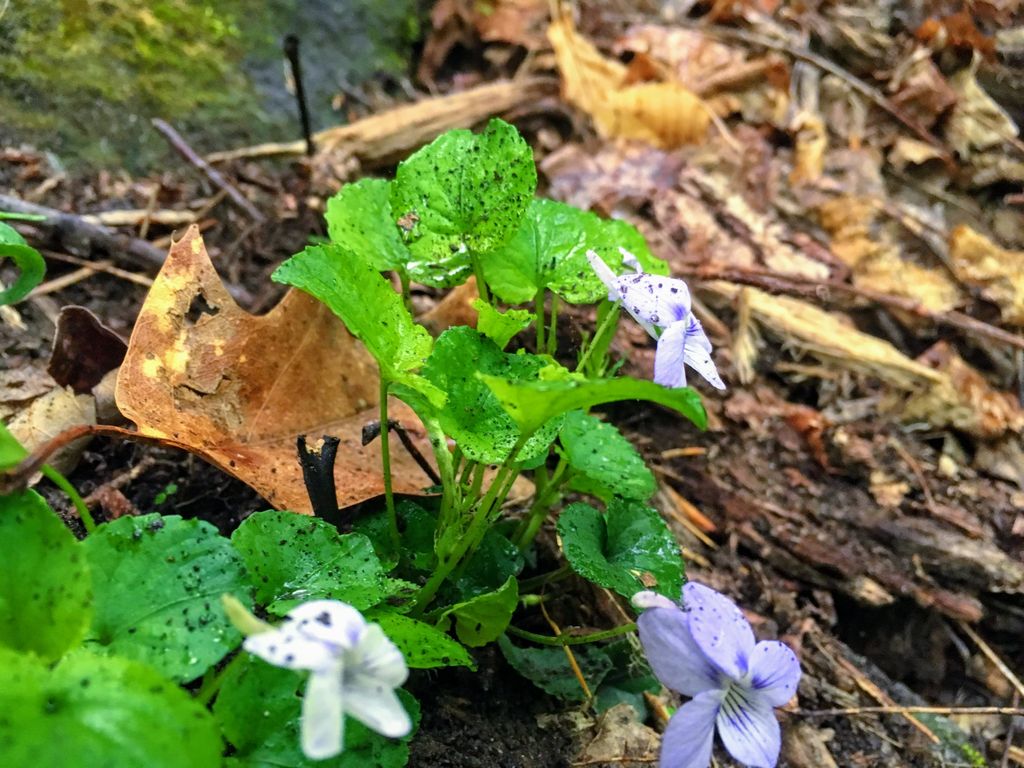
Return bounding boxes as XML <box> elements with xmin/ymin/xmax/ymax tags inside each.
<box><xmin>379</xmin><ymin>378</ymin><xmax>399</xmax><ymax>551</ymax></box>
<box><xmin>42</xmin><ymin>465</ymin><xmax>94</xmax><ymax>533</ymax></box>
<box><xmin>547</xmin><ymin>295</ymin><xmax>559</xmax><ymax>356</ymax></box>
<box><xmin>472</xmin><ymin>252</ymin><xmax>490</xmax><ymax>303</ymax></box>
<box><xmin>514</xmin><ymin>457</ymin><xmax>567</xmax><ymax>551</ymax></box>
<box><xmin>577</xmin><ymin>301</ymin><xmax>620</xmax><ymax>373</ymax></box>
<box><xmin>534</xmin><ymin>291</ymin><xmax>545</xmax><ymax>352</ymax></box>
<box><xmin>505</xmin><ymin>622</ymin><xmax>637</xmax><ymax>646</ymax></box>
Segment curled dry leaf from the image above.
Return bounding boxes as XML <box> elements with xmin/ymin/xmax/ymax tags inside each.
<box><xmin>946</xmin><ymin>56</ymin><xmax>1018</xmax><ymax>159</ymax></box>
<box><xmin>115</xmin><ymin>226</ymin><xmax>435</xmax><ymax>513</ymax></box>
<box><xmin>547</xmin><ymin>16</ymin><xmax>709</xmax><ymax>148</ymax></box>
<box><xmin>948</xmin><ymin>225</ymin><xmax>1024</xmax><ymax>325</ymax></box>
<box><xmin>7</xmin><ymin>386</ymin><xmax>96</xmax><ymax>476</ymax></box>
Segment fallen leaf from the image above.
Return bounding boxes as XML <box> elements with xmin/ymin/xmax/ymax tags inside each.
<box><xmin>474</xmin><ymin>0</ymin><xmax>548</xmax><ymax>48</ymax></box>
<box><xmin>948</xmin><ymin>225</ymin><xmax>1024</xmax><ymax>324</ymax></box>
<box><xmin>7</xmin><ymin>386</ymin><xmax>96</xmax><ymax>476</ymax></box>
<box><xmin>547</xmin><ymin>16</ymin><xmax>709</xmax><ymax>148</ymax></box>
<box><xmin>115</xmin><ymin>226</ymin><xmax>435</xmax><ymax>513</ymax></box>
<box><xmin>419</xmin><ymin>276</ymin><xmax>480</xmax><ymax>335</ymax></box>
<box><xmin>946</xmin><ymin>55</ymin><xmax>1018</xmax><ymax>158</ymax></box>
<box><xmin>48</xmin><ymin>306</ymin><xmax>127</xmax><ymax>394</ymax></box>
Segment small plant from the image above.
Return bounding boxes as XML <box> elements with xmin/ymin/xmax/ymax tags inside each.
<box><xmin>0</xmin><ymin>120</ymin><xmax>799</xmax><ymax>768</ymax></box>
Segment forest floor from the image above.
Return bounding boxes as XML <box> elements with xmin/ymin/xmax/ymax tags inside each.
<box><xmin>4</xmin><ymin>1</ymin><xmax>1024</xmax><ymax>766</ymax></box>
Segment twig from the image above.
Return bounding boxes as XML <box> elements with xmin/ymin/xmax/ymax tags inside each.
<box><xmin>30</xmin><ymin>263</ymin><xmax>110</xmax><ymax>296</ymax></box>
<box><xmin>889</xmin><ymin>438</ymin><xmax>939</xmax><ymax>518</ymax></box>
<box><xmin>957</xmin><ymin>621</ymin><xmax>1024</xmax><ymax>701</ymax></box>
<box><xmin>296</xmin><ymin>435</ymin><xmax>341</xmax><ymax>522</ymax></box>
<box><xmin>151</xmin><ymin>119</ymin><xmax>265</xmax><ymax>223</ymax></box>
<box><xmin>799</xmin><ymin>706</ymin><xmax>1024</xmax><ymax>717</ymax></box>
<box><xmin>0</xmin><ymin>193</ymin><xmax>166</xmax><ymax>272</ymax></box>
<box><xmin>683</xmin><ymin>262</ymin><xmax>1024</xmax><ymax>351</ymax></box>
<box><xmin>41</xmin><ymin>250</ymin><xmax>154</xmax><ymax>287</ymax></box>
<box><xmin>283</xmin><ymin>34</ymin><xmax>315</xmax><ymax>156</ymax></box>
<box><xmin>539</xmin><ymin>598</ymin><xmax>592</xmax><ymax>700</ymax></box>
<box><xmin>83</xmin><ymin>456</ymin><xmax>157</xmax><ymax>509</ymax></box>
<box><xmin>1003</xmin><ymin>693</ymin><xmax>1020</xmax><ymax>768</ymax></box>
<box><xmin>361</xmin><ymin>418</ymin><xmax>442</xmax><ymax>485</ymax></box>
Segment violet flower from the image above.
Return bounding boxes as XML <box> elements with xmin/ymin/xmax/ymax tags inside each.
<box><xmin>586</xmin><ymin>249</ymin><xmax>725</xmax><ymax>390</ymax></box>
<box><xmin>633</xmin><ymin>583</ymin><xmax>801</xmax><ymax>768</ymax></box>
<box><xmin>243</xmin><ymin>599</ymin><xmax>411</xmax><ymax>760</ymax></box>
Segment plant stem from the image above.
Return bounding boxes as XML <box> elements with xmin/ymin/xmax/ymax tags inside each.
<box><xmin>547</xmin><ymin>294</ymin><xmax>559</xmax><ymax>356</ymax></box>
<box><xmin>514</xmin><ymin>458</ymin><xmax>567</xmax><ymax>550</ymax></box>
<box><xmin>42</xmin><ymin>465</ymin><xmax>95</xmax><ymax>533</ymax></box>
<box><xmin>505</xmin><ymin>622</ymin><xmax>637</xmax><ymax>646</ymax></box>
<box><xmin>577</xmin><ymin>301</ymin><xmax>621</xmax><ymax>373</ymax></box>
<box><xmin>398</xmin><ymin>269</ymin><xmax>412</xmax><ymax>310</ymax></box>
<box><xmin>471</xmin><ymin>252</ymin><xmax>490</xmax><ymax>303</ymax></box>
<box><xmin>379</xmin><ymin>379</ymin><xmax>399</xmax><ymax>551</ymax></box>
<box><xmin>517</xmin><ymin>564</ymin><xmax>571</xmax><ymax>592</ymax></box>
<box><xmin>194</xmin><ymin>651</ymin><xmax>246</xmax><ymax>706</ymax></box>
<box><xmin>534</xmin><ymin>291</ymin><xmax>545</xmax><ymax>352</ymax></box>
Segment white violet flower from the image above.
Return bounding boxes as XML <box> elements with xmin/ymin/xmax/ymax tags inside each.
<box><xmin>586</xmin><ymin>248</ymin><xmax>725</xmax><ymax>390</ymax></box>
<box><xmin>243</xmin><ymin>599</ymin><xmax>411</xmax><ymax>760</ymax></box>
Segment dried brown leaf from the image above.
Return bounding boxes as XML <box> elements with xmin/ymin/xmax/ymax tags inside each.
<box><xmin>115</xmin><ymin>226</ymin><xmax>434</xmax><ymax>513</ymax></box>
<box><xmin>949</xmin><ymin>225</ymin><xmax>1024</xmax><ymax>324</ymax></box>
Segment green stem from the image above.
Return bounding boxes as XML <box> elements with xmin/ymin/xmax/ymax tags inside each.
<box><xmin>379</xmin><ymin>379</ymin><xmax>399</xmax><ymax>551</ymax></box>
<box><xmin>505</xmin><ymin>623</ymin><xmax>637</xmax><ymax>646</ymax></box>
<box><xmin>398</xmin><ymin>269</ymin><xmax>412</xmax><ymax>310</ymax></box>
<box><xmin>514</xmin><ymin>458</ymin><xmax>568</xmax><ymax>550</ymax></box>
<box><xmin>194</xmin><ymin>651</ymin><xmax>246</xmax><ymax>706</ymax></box>
<box><xmin>534</xmin><ymin>291</ymin><xmax>545</xmax><ymax>352</ymax></box>
<box><xmin>41</xmin><ymin>465</ymin><xmax>95</xmax><ymax>533</ymax></box>
<box><xmin>517</xmin><ymin>564</ymin><xmax>571</xmax><ymax>592</ymax></box>
<box><xmin>547</xmin><ymin>294</ymin><xmax>559</xmax><ymax>356</ymax></box>
<box><xmin>577</xmin><ymin>301</ymin><xmax>621</xmax><ymax>373</ymax></box>
<box><xmin>472</xmin><ymin>253</ymin><xmax>490</xmax><ymax>303</ymax></box>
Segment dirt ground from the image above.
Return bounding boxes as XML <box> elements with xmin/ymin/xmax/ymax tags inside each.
<box><xmin>5</xmin><ymin>1</ymin><xmax>1024</xmax><ymax>766</ymax></box>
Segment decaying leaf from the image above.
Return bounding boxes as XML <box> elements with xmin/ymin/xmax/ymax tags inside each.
<box><xmin>946</xmin><ymin>56</ymin><xmax>1018</xmax><ymax>158</ymax></box>
<box><xmin>948</xmin><ymin>225</ymin><xmax>1024</xmax><ymax>324</ymax></box>
<box><xmin>818</xmin><ymin>196</ymin><xmax>962</xmax><ymax>314</ymax></box>
<box><xmin>7</xmin><ymin>386</ymin><xmax>96</xmax><ymax>475</ymax></box>
<box><xmin>547</xmin><ymin>16</ymin><xmax>709</xmax><ymax>148</ymax></box>
<box><xmin>711</xmin><ymin>287</ymin><xmax>1022</xmax><ymax>438</ymax></box>
<box><xmin>115</xmin><ymin>226</ymin><xmax>435</xmax><ymax>513</ymax></box>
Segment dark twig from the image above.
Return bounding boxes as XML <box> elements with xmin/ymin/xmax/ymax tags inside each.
<box><xmin>151</xmin><ymin>119</ymin><xmax>265</xmax><ymax>223</ymax></box>
<box><xmin>362</xmin><ymin>419</ymin><xmax>441</xmax><ymax>485</ymax></box>
<box><xmin>0</xmin><ymin>194</ymin><xmax>166</xmax><ymax>272</ymax></box>
<box><xmin>683</xmin><ymin>262</ymin><xmax>1024</xmax><ymax>352</ymax></box>
<box><xmin>296</xmin><ymin>435</ymin><xmax>341</xmax><ymax>522</ymax></box>
<box><xmin>283</xmin><ymin>34</ymin><xmax>315</xmax><ymax>156</ymax></box>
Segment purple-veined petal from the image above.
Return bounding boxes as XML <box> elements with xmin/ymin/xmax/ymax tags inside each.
<box><xmin>619</xmin><ymin>248</ymin><xmax>643</xmax><ymax>273</ymax></box>
<box><xmin>244</xmin><ymin>624</ymin><xmax>337</xmax><ymax>672</ymax></box>
<box><xmin>682</xmin><ymin>315</ymin><xmax>725</xmax><ymax>390</ymax></box>
<box><xmin>716</xmin><ymin>684</ymin><xmax>781</xmax><ymax>768</ymax></box>
<box><xmin>637</xmin><ymin>602</ymin><xmax>723</xmax><ymax>697</ymax></box>
<box><xmin>748</xmin><ymin>641</ymin><xmax>801</xmax><ymax>706</ymax></box>
<box><xmin>348</xmin><ymin>624</ymin><xmax>409</xmax><ymax>688</ymax></box>
<box><xmin>654</xmin><ymin>320</ymin><xmax>689</xmax><ymax>389</ymax></box>
<box><xmin>301</xmin><ymin>664</ymin><xmax>345</xmax><ymax>759</ymax></box>
<box><xmin>344</xmin><ymin>682</ymin><xmax>413</xmax><ymax>738</ymax></box>
<box><xmin>683</xmin><ymin>583</ymin><xmax>755</xmax><ymax>680</ymax></box>
<box><xmin>586</xmin><ymin>250</ymin><xmax>622</xmax><ymax>301</ymax></box>
<box><xmin>658</xmin><ymin>689</ymin><xmax>722</xmax><ymax>768</ymax></box>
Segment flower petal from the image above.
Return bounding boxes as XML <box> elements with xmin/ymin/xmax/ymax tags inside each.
<box><xmin>301</xmin><ymin>665</ymin><xmax>345</xmax><ymax>760</ymax></box>
<box><xmin>633</xmin><ymin>590</ymin><xmax>678</xmax><ymax>611</ymax></box>
<box><xmin>344</xmin><ymin>683</ymin><xmax>413</xmax><ymax>739</ymax></box>
<box><xmin>682</xmin><ymin>316</ymin><xmax>725</xmax><ymax>390</ymax></box>
<box><xmin>654</xmin><ymin>320</ymin><xmax>689</xmax><ymax>388</ymax></box>
<box><xmin>586</xmin><ymin>250</ymin><xmax>622</xmax><ymax>301</ymax></box>
<box><xmin>748</xmin><ymin>641</ymin><xmax>801</xmax><ymax>706</ymax></box>
<box><xmin>288</xmin><ymin>600</ymin><xmax>367</xmax><ymax>648</ymax></box>
<box><xmin>349</xmin><ymin>624</ymin><xmax>409</xmax><ymax>688</ymax></box>
<box><xmin>637</xmin><ymin>601</ymin><xmax>723</xmax><ymax>697</ymax></box>
<box><xmin>683</xmin><ymin>583</ymin><xmax>756</xmax><ymax>680</ymax></box>
<box><xmin>716</xmin><ymin>684</ymin><xmax>781</xmax><ymax>768</ymax></box>
<box><xmin>244</xmin><ymin>624</ymin><xmax>337</xmax><ymax>671</ymax></box>
<box><xmin>658</xmin><ymin>690</ymin><xmax>721</xmax><ymax>768</ymax></box>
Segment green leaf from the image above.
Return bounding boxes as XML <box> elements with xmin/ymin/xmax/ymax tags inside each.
<box><xmin>452</xmin><ymin>526</ymin><xmax>524</xmax><ymax>600</ymax></box>
<box><xmin>390</xmin><ymin>118</ymin><xmax>537</xmax><ymax>287</ymax></box>
<box><xmin>472</xmin><ymin>298</ymin><xmax>533</xmax><ymax>349</ymax></box>
<box><xmin>480</xmin><ymin>372</ymin><xmax>707</xmax><ymax>437</ymax></box>
<box><xmin>423</xmin><ymin>327</ymin><xmax>562</xmax><ymax>464</ymax></box>
<box><xmin>353</xmin><ymin>500</ymin><xmax>437</xmax><ymax>573</ymax></box>
<box><xmin>557</xmin><ymin>499</ymin><xmax>683</xmax><ymax>600</ymax></box>
<box><xmin>0</xmin><ymin>421</ymin><xmax>28</xmax><ymax>470</ymax></box>
<box><xmin>325</xmin><ymin>179</ymin><xmax>410</xmax><ymax>272</ymax></box>
<box><xmin>216</xmin><ymin>654</ymin><xmax>419</xmax><ymax>768</ymax></box>
<box><xmin>593</xmin><ymin>639</ymin><xmax>660</xmax><ymax>717</ymax></box>
<box><xmin>559</xmin><ymin>411</ymin><xmax>656</xmax><ymax>501</ymax></box>
<box><xmin>437</xmin><ymin>575</ymin><xmax>518</xmax><ymax>647</ymax></box>
<box><xmin>273</xmin><ymin>243</ymin><xmax>442</xmax><ymax>405</ymax></box>
<box><xmin>232</xmin><ymin>511</ymin><xmax>392</xmax><ymax>615</ymax></box>
<box><xmin>0</xmin><ymin>647</ymin><xmax>221</xmax><ymax>768</ymax></box>
<box><xmin>0</xmin><ymin>222</ymin><xmax>45</xmax><ymax>306</ymax></box>
<box><xmin>480</xmin><ymin>200</ymin><xmax>668</xmax><ymax>305</ymax></box>
<box><xmin>497</xmin><ymin>634</ymin><xmax>613</xmax><ymax>701</ymax></box>
<box><xmin>0</xmin><ymin>490</ymin><xmax>91</xmax><ymax>662</ymax></box>
<box><xmin>372</xmin><ymin>613</ymin><xmax>474</xmax><ymax>669</ymax></box>
<box><xmin>82</xmin><ymin>514</ymin><xmax>251</xmax><ymax>683</ymax></box>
